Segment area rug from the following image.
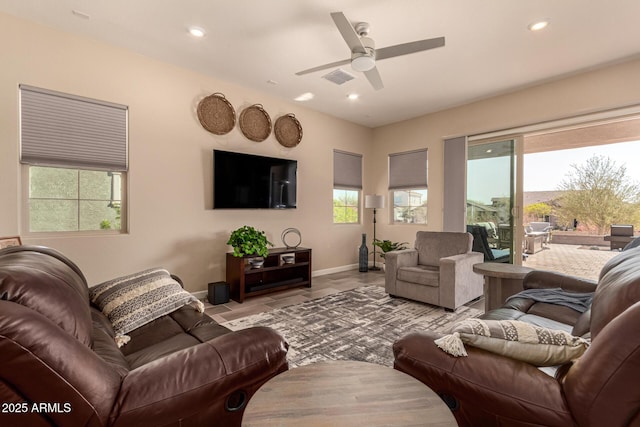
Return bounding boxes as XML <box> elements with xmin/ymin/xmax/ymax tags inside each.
<box><xmin>222</xmin><ymin>285</ymin><xmax>482</xmax><ymax>367</ymax></box>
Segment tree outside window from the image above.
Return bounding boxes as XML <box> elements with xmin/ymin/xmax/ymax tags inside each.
<box><xmin>333</xmin><ymin>189</ymin><xmax>360</xmax><ymax>224</ymax></box>
<box><xmin>556</xmin><ymin>155</ymin><xmax>640</xmax><ymax>234</ymax></box>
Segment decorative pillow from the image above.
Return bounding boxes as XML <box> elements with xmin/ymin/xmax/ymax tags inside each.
<box><xmin>89</xmin><ymin>268</ymin><xmax>204</xmax><ymax>345</ymax></box>
<box><xmin>434</xmin><ymin>318</ymin><xmax>590</xmax><ymax>366</ymax></box>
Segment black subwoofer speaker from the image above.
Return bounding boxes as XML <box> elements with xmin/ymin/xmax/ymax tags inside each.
<box><xmin>208</xmin><ymin>281</ymin><xmax>230</xmax><ymax>305</ymax></box>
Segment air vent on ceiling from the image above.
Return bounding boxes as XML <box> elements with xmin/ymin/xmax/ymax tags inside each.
<box><xmin>322</xmin><ymin>68</ymin><xmax>355</xmax><ymax>85</ymax></box>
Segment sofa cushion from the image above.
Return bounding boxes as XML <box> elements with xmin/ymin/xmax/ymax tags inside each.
<box><xmin>89</xmin><ymin>268</ymin><xmax>205</xmax><ymax>337</ymax></box>
<box><xmin>119</xmin><ymin>306</ymin><xmax>230</xmax><ymax>358</ymax></box>
<box><xmin>397</xmin><ymin>265</ymin><xmax>440</xmax><ymax>287</ymax></box>
<box><xmin>435</xmin><ymin>318</ymin><xmax>589</xmax><ymax>366</ymax></box>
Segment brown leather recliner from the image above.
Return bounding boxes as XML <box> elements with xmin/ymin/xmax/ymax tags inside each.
<box><xmin>0</xmin><ymin>245</ymin><xmax>289</xmax><ymax>426</ymax></box>
<box><xmin>393</xmin><ymin>246</ymin><xmax>640</xmax><ymax>427</ymax></box>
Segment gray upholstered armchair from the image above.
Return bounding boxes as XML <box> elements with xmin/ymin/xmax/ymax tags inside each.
<box><xmin>384</xmin><ymin>231</ymin><xmax>484</xmax><ymax>310</ymax></box>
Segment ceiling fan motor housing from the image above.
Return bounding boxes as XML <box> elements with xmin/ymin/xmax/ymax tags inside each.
<box><xmin>351</xmin><ymin>36</ymin><xmax>376</xmax><ymax>72</ymax></box>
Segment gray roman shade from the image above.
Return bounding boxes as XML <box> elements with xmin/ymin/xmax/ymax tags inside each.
<box><xmin>388</xmin><ymin>149</ymin><xmax>428</xmax><ymax>190</ymax></box>
<box><xmin>333</xmin><ymin>150</ymin><xmax>362</xmax><ymax>189</ymax></box>
<box><xmin>20</xmin><ymin>84</ymin><xmax>128</xmax><ymax>171</ymax></box>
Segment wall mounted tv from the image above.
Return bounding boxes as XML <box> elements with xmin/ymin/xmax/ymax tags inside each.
<box><xmin>213</xmin><ymin>150</ymin><xmax>297</xmax><ymax>209</ymax></box>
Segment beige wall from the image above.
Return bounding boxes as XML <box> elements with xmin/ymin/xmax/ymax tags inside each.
<box><xmin>2</xmin><ymin>11</ymin><xmax>640</xmax><ymax>291</ymax></box>
<box><xmin>371</xmin><ymin>58</ymin><xmax>640</xmax><ymax>247</ymax></box>
<box><xmin>0</xmin><ymin>13</ymin><xmax>373</xmax><ymax>290</ymax></box>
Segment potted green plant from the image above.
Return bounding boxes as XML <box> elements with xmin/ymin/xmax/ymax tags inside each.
<box><xmin>372</xmin><ymin>239</ymin><xmax>409</xmax><ymax>259</ymax></box>
<box><xmin>227</xmin><ymin>226</ymin><xmax>273</xmax><ymax>261</ymax></box>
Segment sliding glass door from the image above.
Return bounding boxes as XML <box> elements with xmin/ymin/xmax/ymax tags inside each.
<box><xmin>467</xmin><ymin>139</ymin><xmax>521</xmax><ymax>264</ymax></box>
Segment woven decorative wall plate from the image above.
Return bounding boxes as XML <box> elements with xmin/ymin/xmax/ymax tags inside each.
<box><xmin>239</xmin><ymin>104</ymin><xmax>272</xmax><ymax>142</ymax></box>
<box><xmin>274</xmin><ymin>114</ymin><xmax>303</xmax><ymax>148</ymax></box>
<box><xmin>197</xmin><ymin>93</ymin><xmax>236</xmax><ymax>135</ymax></box>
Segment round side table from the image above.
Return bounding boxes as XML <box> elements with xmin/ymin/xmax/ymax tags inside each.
<box><xmin>473</xmin><ymin>263</ymin><xmax>534</xmax><ymax>312</ymax></box>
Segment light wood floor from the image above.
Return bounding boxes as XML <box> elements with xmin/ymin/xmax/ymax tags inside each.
<box><xmin>203</xmin><ymin>269</ymin><xmax>484</xmax><ymax>323</ymax></box>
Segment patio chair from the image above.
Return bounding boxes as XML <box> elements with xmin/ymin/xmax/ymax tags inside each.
<box><xmin>473</xmin><ymin>222</ymin><xmax>499</xmax><ymax>247</ymax></box>
<box><xmin>525</xmin><ymin>221</ymin><xmax>552</xmax><ymax>246</ymax></box>
<box><xmin>467</xmin><ymin>225</ymin><xmax>510</xmax><ymax>263</ymax></box>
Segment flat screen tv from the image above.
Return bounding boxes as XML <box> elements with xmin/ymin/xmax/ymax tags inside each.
<box><xmin>213</xmin><ymin>150</ymin><xmax>297</xmax><ymax>209</ymax></box>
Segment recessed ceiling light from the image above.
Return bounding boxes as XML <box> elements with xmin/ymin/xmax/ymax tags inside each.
<box><xmin>294</xmin><ymin>92</ymin><xmax>314</xmax><ymax>102</ymax></box>
<box><xmin>528</xmin><ymin>20</ymin><xmax>549</xmax><ymax>31</ymax></box>
<box><xmin>188</xmin><ymin>27</ymin><xmax>206</xmax><ymax>38</ymax></box>
<box><xmin>347</xmin><ymin>93</ymin><xmax>359</xmax><ymax>100</ymax></box>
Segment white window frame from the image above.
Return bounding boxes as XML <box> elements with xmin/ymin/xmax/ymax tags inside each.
<box><xmin>333</xmin><ymin>188</ymin><xmax>361</xmax><ymax>224</ymax></box>
<box><xmin>22</xmin><ymin>165</ymin><xmax>128</xmax><ymax>235</ymax></box>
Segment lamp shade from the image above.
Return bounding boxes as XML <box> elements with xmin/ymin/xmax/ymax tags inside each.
<box><xmin>365</xmin><ymin>194</ymin><xmax>385</xmax><ymax>209</ymax></box>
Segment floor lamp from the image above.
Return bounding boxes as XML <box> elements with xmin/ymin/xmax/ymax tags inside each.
<box><xmin>365</xmin><ymin>195</ymin><xmax>385</xmax><ymax>271</ymax></box>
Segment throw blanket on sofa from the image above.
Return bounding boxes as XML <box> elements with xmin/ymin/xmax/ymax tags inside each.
<box><xmin>89</xmin><ymin>268</ymin><xmax>205</xmax><ymax>341</ymax></box>
<box><xmin>506</xmin><ymin>288</ymin><xmax>593</xmax><ymax>313</ymax></box>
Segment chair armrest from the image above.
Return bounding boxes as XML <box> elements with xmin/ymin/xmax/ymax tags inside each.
<box><xmin>523</xmin><ymin>270</ymin><xmax>597</xmax><ymax>293</ymax></box>
<box><xmin>439</xmin><ymin>252</ymin><xmax>483</xmax><ymax>309</ymax></box>
<box><xmin>439</xmin><ymin>252</ymin><xmax>483</xmax><ymax>281</ymax></box>
<box><xmin>384</xmin><ymin>249</ymin><xmax>418</xmax><ymax>295</ymax></box>
<box><xmin>385</xmin><ymin>248</ymin><xmax>418</xmax><ymax>267</ymax></box>
<box><xmin>113</xmin><ymin>326</ymin><xmax>288</xmax><ymax>426</ymax></box>
<box><xmin>393</xmin><ymin>331</ymin><xmax>573</xmax><ymax>426</ymax></box>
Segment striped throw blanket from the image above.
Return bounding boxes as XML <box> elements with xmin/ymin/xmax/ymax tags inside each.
<box><xmin>89</xmin><ymin>268</ymin><xmax>204</xmax><ymax>343</ymax></box>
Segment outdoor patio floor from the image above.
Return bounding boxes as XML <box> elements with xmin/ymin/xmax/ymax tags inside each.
<box><xmin>523</xmin><ymin>243</ymin><xmax>619</xmax><ymax>281</ymax></box>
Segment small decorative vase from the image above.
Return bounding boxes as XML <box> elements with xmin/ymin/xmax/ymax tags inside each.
<box><xmin>359</xmin><ymin>233</ymin><xmax>369</xmax><ymax>272</ymax></box>
<box><xmin>249</xmin><ymin>257</ymin><xmax>265</xmax><ymax>269</ymax></box>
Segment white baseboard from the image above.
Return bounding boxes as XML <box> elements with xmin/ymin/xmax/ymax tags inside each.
<box><xmin>192</xmin><ymin>290</ymin><xmax>208</xmax><ymax>300</ymax></box>
<box><xmin>312</xmin><ymin>263</ymin><xmax>358</xmax><ymax>277</ymax></box>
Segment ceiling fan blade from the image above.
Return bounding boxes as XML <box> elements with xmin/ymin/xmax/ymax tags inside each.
<box><xmin>295</xmin><ymin>58</ymin><xmax>352</xmax><ymax>76</ymax></box>
<box><xmin>375</xmin><ymin>36</ymin><xmax>445</xmax><ymax>61</ymax></box>
<box><xmin>330</xmin><ymin>11</ymin><xmax>366</xmax><ymax>54</ymax></box>
<box><xmin>364</xmin><ymin>67</ymin><xmax>384</xmax><ymax>90</ymax></box>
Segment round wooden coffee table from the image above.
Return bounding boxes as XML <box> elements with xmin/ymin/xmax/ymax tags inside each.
<box><xmin>242</xmin><ymin>360</ymin><xmax>457</xmax><ymax>426</ymax></box>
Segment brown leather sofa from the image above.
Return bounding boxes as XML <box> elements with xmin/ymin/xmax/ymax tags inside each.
<box><xmin>0</xmin><ymin>245</ymin><xmax>289</xmax><ymax>426</ymax></box>
<box><xmin>394</xmin><ymin>246</ymin><xmax>640</xmax><ymax>426</ymax></box>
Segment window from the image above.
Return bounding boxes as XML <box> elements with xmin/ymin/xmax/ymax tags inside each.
<box><xmin>392</xmin><ymin>189</ymin><xmax>427</xmax><ymax>223</ymax></box>
<box><xmin>29</xmin><ymin>166</ymin><xmax>123</xmax><ymax>232</ymax></box>
<box><xmin>389</xmin><ymin>149</ymin><xmax>428</xmax><ymax>224</ymax></box>
<box><xmin>333</xmin><ymin>189</ymin><xmax>360</xmax><ymax>223</ymax></box>
<box><xmin>333</xmin><ymin>150</ymin><xmax>362</xmax><ymax>224</ymax></box>
<box><xmin>20</xmin><ymin>85</ymin><xmax>128</xmax><ymax>233</ymax></box>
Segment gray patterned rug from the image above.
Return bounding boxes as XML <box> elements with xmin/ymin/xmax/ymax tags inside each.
<box><xmin>222</xmin><ymin>285</ymin><xmax>482</xmax><ymax>367</ymax></box>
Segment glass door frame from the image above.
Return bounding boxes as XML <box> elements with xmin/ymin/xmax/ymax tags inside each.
<box><xmin>466</xmin><ymin>135</ymin><xmax>524</xmax><ymax>265</ymax></box>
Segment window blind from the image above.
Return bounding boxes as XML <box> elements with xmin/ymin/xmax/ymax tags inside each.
<box><xmin>388</xmin><ymin>149</ymin><xmax>428</xmax><ymax>189</ymax></box>
<box><xmin>333</xmin><ymin>150</ymin><xmax>362</xmax><ymax>189</ymax></box>
<box><xmin>20</xmin><ymin>84</ymin><xmax>128</xmax><ymax>171</ymax></box>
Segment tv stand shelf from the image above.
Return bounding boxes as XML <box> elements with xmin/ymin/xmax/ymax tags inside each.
<box><xmin>226</xmin><ymin>247</ymin><xmax>312</xmax><ymax>303</ymax></box>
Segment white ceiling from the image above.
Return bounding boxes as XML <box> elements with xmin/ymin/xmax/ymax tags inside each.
<box><xmin>2</xmin><ymin>0</ymin><xmax>640</xmax><ymax>128</ymax></box>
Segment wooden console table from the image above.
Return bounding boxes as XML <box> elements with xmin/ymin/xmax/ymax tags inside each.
<box><xmin>242</xmin><ymin>360</ymin><xmax>457</xmax><ymax>426</ymax></box>
<box><xmin>226</xmin><ymin>247</ymin><xmax>312</xmax><ymax>303</ymax></box>
<box><xmin>473</xmin><ymin>263</ymin><xmax>534</xmax><ymax>312</ymax></box>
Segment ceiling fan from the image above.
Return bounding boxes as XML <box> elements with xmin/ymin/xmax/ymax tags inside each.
<box><xmin>296</xmin><ymin>11</ymin><xmax>445</xmax><ymax>90</ymax></box>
